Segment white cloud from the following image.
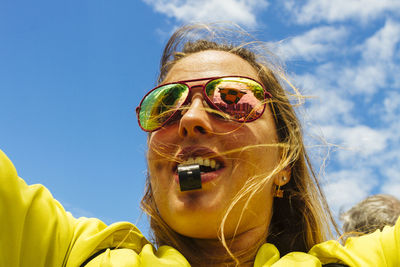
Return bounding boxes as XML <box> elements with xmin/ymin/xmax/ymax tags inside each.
<box><xmin>142</xmin><ymin>0</ymin><xmax>269</xmax><ymax>27</ymax></box>
<box><xmin>320</xmin><ymin>125</ymin><xmax>388</xmax><ymax>160</ymax></box>
<box><xmin>380</xmin><ymin>167</ymin><xmax>400</xmax><ymax>199</ymax></box>
<box><xmin>290</xmin><ymin>20</ymin><xmax>400</xmax><ymax>128</ymax></box>
<box><xmin>304</xmin><ymin>85</ymin><xmax>355</xmax><ymax>124</ymax></box>
<box><xmin>275</xmin><ymin>26</ymin><xmax>349</xmax><ymax>61</ymax></box>
<box><xmin>288</xmin><ymin>20</ymin><xmax>400</xmax><ymax>97</ymax></box>
<box><xmin>284</xmin><ymin>0</ymin><xmax>400</xmax><ymax>24</ymax></box>
<box><xmin>339</xmin><ymin>64</ymin><xmax>387</xmax><ymax>95</ymax></box>
<box><xmin>293</xmin><ymin>63</ymin><xmax>356</xmax><ymax>125</ymax></box>
<box><xmin>359</xmin><ymin>19</ymin><xmax>400</xmax><ymax>62</ymax></box>
<box><xmin>323</xmin><ymin>168</ymin><xmax>378</xmax><ymax>215</ymax></box>
<box><xmin>381</xmin><ymin>184</ymin><xmax>400</xmax><ymax>198</ymax></box>
<box><xmin>383</xmin><ymin>91</ymin><xmax>400</xmax><ymax>122</ymax></box>
<box><xmin>338</xmin><ymin>20</ymin><xmax>400</xmax><ymax>96</ymax></box>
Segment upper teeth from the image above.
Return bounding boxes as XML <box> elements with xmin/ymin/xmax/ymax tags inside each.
<box><xmin>180</xmin><ymin>157</ymin><xmax>220</xmax><ymax>169</ymax></box>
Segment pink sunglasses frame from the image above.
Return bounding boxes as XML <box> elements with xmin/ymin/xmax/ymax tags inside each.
<box><xmin>136</xmin><ymin>75</ymin><xmax>272</xmax><ymax>132</ymax></box>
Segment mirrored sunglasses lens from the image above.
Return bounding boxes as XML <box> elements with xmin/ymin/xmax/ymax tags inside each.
<box><xmin>139</xmin><ymin>84</ymin><xmax>189</xmax><ymax>131</ymax></box>
<box><xmin>205</xmin><ymin>77</ymin><xmax>265</xmax><ymax>121</ymax></box>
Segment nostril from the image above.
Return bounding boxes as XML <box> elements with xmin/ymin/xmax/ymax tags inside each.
<box><xmin>195</xmin><ymin>126</ymin><xmax>206</xmax><ymax>134</ymax></box>
<box><xmin>180</xmin><ymin>125</ymin><xmax>207</xmax><ymax>137</ymax></box>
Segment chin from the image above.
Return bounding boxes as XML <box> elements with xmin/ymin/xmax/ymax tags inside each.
<box><xmin>171</xmin><ymin>217</ymin><xmax>221</xmax><ymax>239</ymax></box>
<box><xmin>174</xmin><ymin>189</ymin><xmax>226</xmax><ymax>215</ymax></box>
<box><xmin>164</xmin><ymin>195</ymin><xmax>226</xmax><ymax>238</ymax></box>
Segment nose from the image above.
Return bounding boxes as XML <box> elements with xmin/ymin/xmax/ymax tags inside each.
<box><xmin>178</xmin><ymin>94</ymin><xmax>212</xmax><ymax>137</ymax></box>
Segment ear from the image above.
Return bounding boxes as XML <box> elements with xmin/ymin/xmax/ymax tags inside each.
<box><xmin>274</xmin><ymin>168</ymin><xmax>291</xmax><ymax>186</ymax></box>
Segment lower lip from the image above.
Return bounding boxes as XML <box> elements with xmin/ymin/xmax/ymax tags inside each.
<box><xmin>174</xmin><ymin>168</ymin><xmax>224</xmax><ymax>185</ymax></box>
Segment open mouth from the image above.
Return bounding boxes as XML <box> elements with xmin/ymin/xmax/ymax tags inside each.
<box><xmin>177</xmin><ymin>157</ymin><xmax>223</xmax><ymax>173</ymax></box>
<box><xmin>173</xmin><ymin>147</ymin><xmax>225</xmax><ymax>175</ymax></box>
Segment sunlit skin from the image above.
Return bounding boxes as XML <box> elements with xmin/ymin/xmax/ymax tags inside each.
<box><xmin>147</xmin><ymin>50</ymin><xmax>290</xmax><ymax>254</ymax></box>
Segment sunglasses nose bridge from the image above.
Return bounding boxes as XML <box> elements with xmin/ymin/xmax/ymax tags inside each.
<box><xmin>186</xmin><ymin>83</ymin><xmax>205</xmax><ymax>92</ymax></box>
<box><xmin>183</xmin><ymin>83</ymin><xmax>206</xmax><ymax>103</ymax></box>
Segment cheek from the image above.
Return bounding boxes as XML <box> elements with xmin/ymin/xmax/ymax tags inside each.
<box><xmin>147</xmin><ymin>147</ymin><xmax>171</xmax><ymax>185</ymax></box>
<box><xmin>147</xmin><ymin>129</ymin><xmax>180</xmax><ymax>165</ymax></box>
<box><xmin>146</xmin><ymin>148</ymin><xmax>170</xmax><ymax>200</ymax></box>
<box><xmin>234</xmin><ymin>123</ymin><xmax>279</xmax><ymax>155</ymax></box>
<box><xmin>232</xmin><ymin>126</ymin><xmax>280</xmax><ymax>180</ymax></box>
<box><xmin>149</xmin><ymin>124</ymin><xmax>180</xmax><ymax>143</ymax></box>
<box><xmin>148</xmin><ymin>166</ymin><xmax>170</xmax><ymax>210</ymax></box>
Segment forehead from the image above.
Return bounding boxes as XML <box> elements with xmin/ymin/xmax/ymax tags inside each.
<box><xmin>162</xmin><ymin>50</ymin><xmax>260</xmax><ymax>83</ymax></box>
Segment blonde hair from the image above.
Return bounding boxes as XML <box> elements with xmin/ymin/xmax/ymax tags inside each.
<box><xmin>141</xmin><ymin>23</ymin><xmax>338</xmax><ymax>266</ymax></box>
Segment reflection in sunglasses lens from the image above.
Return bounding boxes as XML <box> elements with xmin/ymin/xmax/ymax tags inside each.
<box><xmin>140</xmin><ymin>84</ymin><xmax>188</xmax><ymax>131</ymax></box>
<box><xmin>205</xmin><ymin>78</ymin><xmax>265</xmax><ymax>122</ymax></box>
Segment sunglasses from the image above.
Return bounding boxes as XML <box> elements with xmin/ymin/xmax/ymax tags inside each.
<box><xmin>136</xmin><ymin>76</ymin><xmax>272</xmax><ymax>132</ymax></box>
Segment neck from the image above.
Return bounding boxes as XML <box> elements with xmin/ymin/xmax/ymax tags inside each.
<box><xmin>189</xmin><ymin>226</ymin><xmax>268</xmax><ymax>267</ymax></box>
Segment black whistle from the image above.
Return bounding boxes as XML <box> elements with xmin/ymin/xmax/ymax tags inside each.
<box><xmin>178</xmin><ymin>164</ymin><xmax>202</xmax><ymax>191</ymax></box>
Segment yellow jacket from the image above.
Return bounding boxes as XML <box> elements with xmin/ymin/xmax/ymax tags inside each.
<box><xmin>1</xmin><ymin>149</ymin><xmax>399</xmax><ymax>267</ymax></box>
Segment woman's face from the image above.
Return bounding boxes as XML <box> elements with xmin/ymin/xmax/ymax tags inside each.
<box><xmin>147</xmin><ymin>50</ymin><xmax>284</xmax><ymax>239</ymax></box>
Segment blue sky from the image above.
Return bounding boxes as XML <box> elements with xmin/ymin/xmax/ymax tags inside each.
<box><xmin>1</xmin><ymin>0</ymin><xmax>399</xmax><ymax>238</ymax></box>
